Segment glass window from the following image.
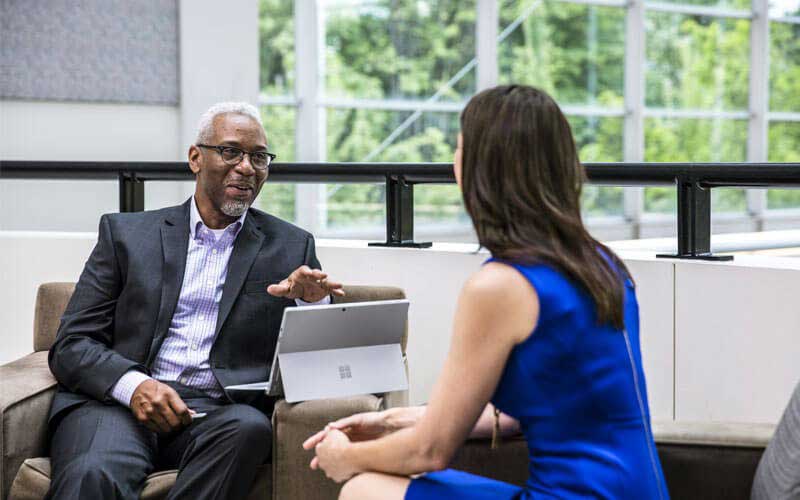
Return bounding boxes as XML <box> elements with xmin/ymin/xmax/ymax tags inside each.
<box><xmin>767</xmin><ymin>121</ymin><xmax>800</xmax><ymax>209</ymax></box>
<box><xmin>327</xmin><ymin>109</ymin><xmax>459</xmax><ymax>162</ymax></box>
<box><xmin>645</xmin><ymin>12</ymin><xmax>750</xmax><ymax>110</ymax></box>
<box><xmin>259</xmin><ymin>0</ymin><xmax>295</xmax><ymax>96</ymax></box>
<box><xmin>770</xmin><ymin>21</ymin><xmax>800</xmax><ymax>112</ymax></box>
<box><xmin>644</xmin><ymin>118</ymin><xmax>748</xmax><ymax>213</ymax></box>
<box><xmin>326</xmin><ymin>109</ymin><xmax>460</xmax><ymax>229</ymax></box>
<box><xmin>499</xmin><ymin>3</ymin><xmax>625</xmax><ymax>107</ymax></box>
<box><xmin>497</xmin><ymin>2</ymin><xmax>625</xmax><ymax>219</ymax></box>
<box><xmin>414</xmin><ymin>185</ymin><xmax>467</xmax><ymax>228</ymax></box>
<box><xmin>323</xmin><ymin>0</ymin><xmax>476</xmax><ymax>102</ymax></box>
<box><xmin>257</xmin><ymin>106</ymin><xmax>297</xmax><ymax>222</ymax></box>
<box><xmin>325</xmin><ymin>183</ymin><xmax>386</xmax><ymax>232</ymax></box>
<box><xmin>769</xmin><ymin>0</ymin><xmax>800</xmax><ymax>18</ymax></box>
<box><xmin>258</xmin><ymin>1</ymin><xmax>296</xmax><ymax>224</ymax></box>
<box><xmin>262</xmin><ymin>106</ymin><xmax>296</xmax><ymax>160</ymax></box>
<box><xmin>644</xmin><ymin>0</ymin><xmax>750</xmax><ymax>8</ymax></box>
<box><xmin>568</xmin><ymin>116</ymin><xmax>625</xmax><ymax>217</ymax></box>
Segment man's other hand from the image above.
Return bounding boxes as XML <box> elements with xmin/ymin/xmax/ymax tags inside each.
<box><xmin>131</xmin><ymin>379</ymin><xmax>192</xmax><ymax>434</ymax></box>
<box><xmin>267</xmin><ymin>265</ymin><xmax>345</xmax><ymax>303</ymax></box>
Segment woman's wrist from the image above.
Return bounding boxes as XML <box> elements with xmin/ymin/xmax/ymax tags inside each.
<box><xmin>384</xmin><ymin>406</ymin><xmax>425</xmax><ymax>431</ymax></box>
<box><xmin>344</xmin><ymin>438</ymin><xmax>367</xmax><ymax>475</ymax></box>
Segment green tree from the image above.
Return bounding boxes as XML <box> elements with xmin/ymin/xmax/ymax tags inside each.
<box><xmin>767</xmin><ymin>20</ymin><xmax>800</xmax><ymax>208</ymax></box>
<box><xmin>258</xmin><ymin>1</ymin><xmax>799</xmax><ymax>231</ymax></box>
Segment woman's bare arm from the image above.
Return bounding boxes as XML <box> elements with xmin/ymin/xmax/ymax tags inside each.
<box><xmin>469</xmin><ymin>403</ymin><xmax>520</xmax><ymax>439</ymax></box>
<box><xmin>318</xmin><ymin>262</ymin><xmax>537</xmax><ymax>477</ymax></box>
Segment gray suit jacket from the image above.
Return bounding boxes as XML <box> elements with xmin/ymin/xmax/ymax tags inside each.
<box><xmin>47</xmin><ymin>199</ymin><xmax>321</xmax><ymax>423</ymax></box>
<box><xmin>752</xmin><ymin>379</ymin><xmax>800</xmax><ymax>499</ymax></box>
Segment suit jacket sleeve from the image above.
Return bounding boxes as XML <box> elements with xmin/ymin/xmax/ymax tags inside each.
<box><xmin>48</xmin><ymin>214</ymin><xmax>146</xmax><ymax>402</ymax></box>
<box><xmin>304</xmin><ymin>233</ymin><xmax>322</xmax><ymax>269</ymax></box>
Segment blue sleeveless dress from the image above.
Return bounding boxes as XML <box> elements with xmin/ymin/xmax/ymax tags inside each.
<box><xmin>406</xmin><ymin>259</ymin><xmax>669</xmax><ymax>499</ymax></box>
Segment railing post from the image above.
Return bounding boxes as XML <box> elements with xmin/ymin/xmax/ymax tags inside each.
<box><xmin>119</xmin><ymin>173</ymin><xmax>145</xmax><ymax>212</ymax></box>
<box><xmin>657</xmin><ymin>177</ymin><xmax>733</xmax><ymax>261</ymax></box>
<box><xmin>369</xmin><ymin>176</ymin><xmax>432</xmax><ymax>248</ymax></box>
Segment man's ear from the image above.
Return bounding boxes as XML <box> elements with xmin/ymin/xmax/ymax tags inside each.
<box><xmin>188</xmin><ymin>145</ymin><xmax>201</xmax><ymax>174</ymax></box>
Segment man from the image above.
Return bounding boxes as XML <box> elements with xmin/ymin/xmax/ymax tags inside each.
<box><xmin>46</xmin><ymin>102</ymin><xmax>343</xmax><ymax>499</ymax></box>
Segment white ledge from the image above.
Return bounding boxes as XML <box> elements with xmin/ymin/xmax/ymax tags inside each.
<box><xmin>653</xmin><ymin>420</ymin><xmax>775</xmax><ymax>448</ymax></box>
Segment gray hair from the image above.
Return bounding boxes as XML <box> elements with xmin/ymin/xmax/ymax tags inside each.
<box><xmin>195</xmin><ymin>102</ymin><xmax>263</xmax><ymax>144</ymax></box>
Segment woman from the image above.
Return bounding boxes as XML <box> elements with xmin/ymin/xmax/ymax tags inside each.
<box><xmin>303</xmin><ymin>85</ymin><xmax>669</xmax><ymax>499</ymax></box>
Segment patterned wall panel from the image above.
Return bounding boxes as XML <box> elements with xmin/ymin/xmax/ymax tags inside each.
<box><xmin>0</xmin><ymin>0</ymin><xmax>179</xmax><ymax>104</ymax></box>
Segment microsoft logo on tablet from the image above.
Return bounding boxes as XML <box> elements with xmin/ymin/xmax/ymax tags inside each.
<box><xmin>338</xmin><ymin>365</ymin><xmax>352</xmax><ymax>379</ymax></box>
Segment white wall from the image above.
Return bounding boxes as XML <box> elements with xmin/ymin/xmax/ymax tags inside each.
<box><xmin>178</xmin><ymin>0</ymin><xmax>260</xmax><ymax>153</ymax></box>
<box><xmin>674</xmin><ymin>257</ymin><xmax>800</xmax><ymax>423</ymax></box>
<box><xmin>0</xmin><ymin>232</ymin><xmax>96</xmax><ymax>362</ymax></box>
<box><xmin>0</xmin><ymin>101</ymin><xmax>185</xmax><ymax>231</ymax></box>
<box><xmin>0</xmin><ymin>0</ymin><xmax>260</xmax><ymax>232</ymax></box>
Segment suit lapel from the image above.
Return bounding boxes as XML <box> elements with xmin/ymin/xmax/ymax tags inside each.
<box><xmin>147</xmin><ymin>201</ymin><xmax>191</xmax><ymax>367</ymax></box>
<box><xmin>214</xmin><ymin>214</ymin><xmax>265</xmax><ymax>339</ymax></box>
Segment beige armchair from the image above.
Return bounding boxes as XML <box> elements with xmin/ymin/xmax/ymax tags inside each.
<box><xmin>1</xmin><ymin>283</ymin><xmax>407</xmax><ymax>500</ymax></box>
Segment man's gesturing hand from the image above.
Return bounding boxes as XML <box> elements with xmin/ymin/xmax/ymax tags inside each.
<box><xmin>131</xmin><ymin>379</ymin><xmax>192</xmax><ymax>434</ymax></box>
<box><xmin>267</xmin><ymin>265</ymin><xmax>345</xmax><ymax>303</ymax></box>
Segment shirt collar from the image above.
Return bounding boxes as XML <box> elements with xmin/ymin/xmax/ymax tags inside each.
<box><xmin>189</xmin><ymin>196</ymin><xmax>247</xmax><ymax>239</ymax></box>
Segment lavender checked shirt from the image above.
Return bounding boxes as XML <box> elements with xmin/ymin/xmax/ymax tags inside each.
<box><xmin>110</xmin><ymin>198</ymin><xmax>329</xmax><ymax>406</ymax></box>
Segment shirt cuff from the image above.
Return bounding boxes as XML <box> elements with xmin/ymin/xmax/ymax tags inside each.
<box><xmin>295</xmin><ymin>294</ymin><xmax>332</xmax><ymax>306</ymax></box>
<box><xmin>109</xmin><ymin>370</ymin><xmax>153</xmax><ymax>408</ymax></box>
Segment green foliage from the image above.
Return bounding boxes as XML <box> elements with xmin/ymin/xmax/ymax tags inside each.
<box><xmin>768</xmin><ymin>122</ymin><xmax>800</xmax><ymax>208</ymax></box>
<box><xmin>643</xmin><ymin>12</ymin><xmax>752</xmax><ymax>214</ymax></box>
<box><xmin>644</xmin><ymin>118</ymin><xmax>748</xmax><ymax>212</ymax></box>
<box><xmin>258</xmin><ymin>1</ymin><xmax>800</xmax><ymax>229</ymax></box>
<box><xmin>646</xmin><ymin>13</ymin><xmax>750</xmax><ymax>109</ymax></box>
<box><xmin>499</xmin><ymin>3</ymin><xmax>625</xmax><ymax>105</ymax></box>
<box><xmin>766</xmin><ymin>20</ymin><xmax>800</xmax><ymax>209</ymax></box>
<box><xmin>259</xmin><ymin>0</ymin><xmax>295</xmax><ymax>95</ymax></box>
<box><xmin>256</xmin><ymin>106</ymin><xmax>296</xmax><ymax>220</ymax></box>
<box><xmin>325</xmin><ymin>0</ymin><xmax>476</xmax><ymax>100</ymax></box>
<box><xmin>770</xmin><ymin>22</ymin><xmax>800</xmax><ymax>112</ymax></box>
<box><xmin>644</xmin><ymin>0</ymin><xmax>750</xmax><ymax>6</ymax></box>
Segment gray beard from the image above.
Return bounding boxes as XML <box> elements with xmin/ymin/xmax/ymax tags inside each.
<box><xmin>221</xmin><ymin>200</ymin><xmax>249</xmax><ymax>217</ymax></box>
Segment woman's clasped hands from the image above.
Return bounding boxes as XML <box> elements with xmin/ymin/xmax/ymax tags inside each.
<box><xmin>302</xmin><ymin>407</ymin><xmax>425</xmax><ymax>482</ymax></box>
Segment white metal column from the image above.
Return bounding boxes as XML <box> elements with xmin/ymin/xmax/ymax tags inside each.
<box><xmin>747</xmin><ymin>0</ymin><xmax>769</xmax><ymax>228</ymax></box>
<box><xmin>294</xmin><ymin>0</ymin><xmax>327</xmax><ymax>233</ymax></box>
<box><xmin>623</xmin><ymin>0</ymin><xmax>646</xmax><ymax>238</ymax></box>
<box><xmin>476</xmin><ymin>0</ymin><xmax>499</xmax><ymax>90</ymax></box>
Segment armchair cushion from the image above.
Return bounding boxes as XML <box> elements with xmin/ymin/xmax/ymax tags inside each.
<box><xmin>272</xmin><ymin>395</ymin><xmax>382</xmax><ymax>499</ymax></box>
<box><xmin>0</xmin><ymin>352</ymin><xmax>57</xmax><ymax>500</ymax></box>
<box><xmin>9</xmin><ymin>458</ymin><xmax>272</xmax><ymax>500</ymax></box>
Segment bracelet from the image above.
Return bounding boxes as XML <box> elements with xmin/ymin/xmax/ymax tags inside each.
<box><xmin>491</xmin><ymin>406</ymin><xmax>501</xmax><ymax>449</ymax></box>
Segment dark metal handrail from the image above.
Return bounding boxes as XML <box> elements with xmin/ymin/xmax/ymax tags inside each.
<box><xmin>6</xmin><ymin>161</ymin><xmax>800</xmax><ymax>185</ymax></box>
<box><xmin>4</xmin><ymin>161</ymin><xmax>800</xmax><ymax>259</ymax></box>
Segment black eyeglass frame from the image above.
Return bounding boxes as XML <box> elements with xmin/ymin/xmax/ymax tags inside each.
<box><xmin>196</xmin><ymin>144</ymin><xmax>276</xmax><ymax>171</ymax></box>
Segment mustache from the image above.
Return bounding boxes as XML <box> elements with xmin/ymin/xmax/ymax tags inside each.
<box><xmin>225</xmin><ymin>179</ymin><xmax>256</xmax><ymax>189</ymax></box>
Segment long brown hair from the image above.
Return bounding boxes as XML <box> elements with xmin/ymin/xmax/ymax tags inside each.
<box><xmin>460</xmin><ymin>85</ymin><xmax>631</xmax><ymax>329</ymax></box>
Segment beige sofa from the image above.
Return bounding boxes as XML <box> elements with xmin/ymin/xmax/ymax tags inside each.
<box><xmin>0</xmin><ymin>283</ymin><xmax>407</xmax><ymax>500</ymax></box>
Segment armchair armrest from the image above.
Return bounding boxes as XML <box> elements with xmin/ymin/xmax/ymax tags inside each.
<box><xmin>0</xmin><ymin>352</ymin><xmax>57</xmax><ymax>500</ymax></box>
<box><xmin>272</xmin><ymin>395</ymin><xmax>382</xmax><ymax>500</ymax></box>
<box><xmin>652</xmin><ymin>420</ymin><xmax>774</xmax><ymax>500</ymax></box>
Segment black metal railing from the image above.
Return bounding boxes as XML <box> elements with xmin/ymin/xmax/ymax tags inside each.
<box><xmin>3</xmin><ymin>161</ymin><xmax>800</xmax><ymax>260</ymax></box>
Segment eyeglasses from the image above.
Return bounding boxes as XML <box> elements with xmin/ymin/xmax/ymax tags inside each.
<box><xmin>196</xmin><ymin>144</ymin><xmax>275</xmax><ymax>171</ymax></box>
